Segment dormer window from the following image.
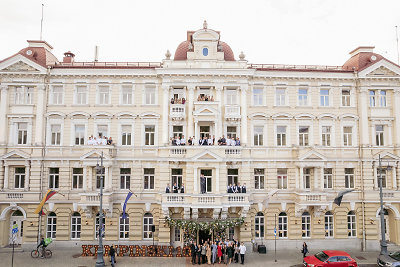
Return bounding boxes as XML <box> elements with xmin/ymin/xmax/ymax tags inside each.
<box><xmin>202</xmin><ymin>47</ymin><xmax>209</xmax><ymax>56</ymax></box>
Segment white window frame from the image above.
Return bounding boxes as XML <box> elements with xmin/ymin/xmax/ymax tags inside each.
<box><xmin>143</xmin><ymin>213</ymin><xmax>153</xmax><ymax>239</ymax></box>
<box><xmin>276</xmin><ymin>125</ymin><xmax>287</xmax><ymax>147</ymax></box>
<box><xmin>341</xmin><ymin>89</ymin><xmax>351</xmax><ymax>107</ymax></box>
<box><xmin>227</xmin><ymin>169</ymin><xmax>239</xmax><ymax>186</ymax></box>
<box><xmin>47</xmin><ymin>212</ymin><xmax>57</xmax><ymax>239</ymax></box>
<box><xmin>298</xmin><ymin>88</ymin><xmax>308</xmax><ymax>106</ymax></box>
<box><xmin>74</xmin><ymin>124</ymin><xmax>86</xmax><ymax>146</ymax></box>
<box><xmin>345</xmin><ymin>168</ymin><xmax>355</xmax><ymax>189</ymax></box>
<box><xmin>347</xmin><ymin>211</ymin><xmax>356</xmax><ymax>237</ymax></box>
<box><xmin>120</xmin><ymin>168</ymin><xmax>131</xmax><ymax>190</ymax></box>
<box><xmin>50</xmin><ymin>85</ymin><xmax>64</xmax><ymax>105</ymax></box>
<box><xmin>275</xmin><ymin>88</ymin><xmax>286</xmax><ymax>106</ymax></box>
<box><xmin>144</xmin><ymin>125</ymin><xmax>155</xmax><ymax>146</ymax></box>
<box><xmin>97</xmin><ymin>84</ymin><xmax>111</xmax><ymax>105</ymax></box>
<box><xmin>277</xmin><ymin>168</ymin><xmax>288</xmax><ymax>189</ymax></box>
<box><xmin>119</xmin><ymin>214</ymin><xmax>129</xmax><ymax>239</ymax></box>
<box><xmin>253</xmin><ymin>126</ymin><xmax>264</xmax><ymax>146</ymax></box>
<box><xmin>321</xmin><ymin>126</ymin><xmax>331</xmax><ymax>147</ymax></box>
<box><xmin>252</xmin><ymin>88</ymin><xmax>263</xmax><ymax>106</ymax></box>
<box><xmin>120</xmin><ymin>84</ymin><xmax>134</xmax><ymax>105</ymax></box>
<box><xmin>144</xmin><ymin>168</ymin><xmax>155</xmax><ymax>190</ymax></box>
<box><xmin>48</xmin><ymin>167</ymin><xmax>59</xmax><ymax>189</ymax></box>
<box><xmin>72</xmin><ymin>168</ymin><xmax>83</xmax><ymax>189</ymax></box>
<box><xmin>14</xmin><ymin>86</ymin><xmax>34</xmax><ymax>105</ymax></box>
<box><xmin>324</xmin><ymin>212</ymin><xmax>334</xmax><ymax>238</ymax></box>
<box><xmin>320</xmin><ymin>88</ymin><xmax>330</xmax><ymax>107</ymax></box>
<box><xmin>278</xmin><ymin>213</ymin><xmax>288</xmax><ymax>238</ymax></box>
<box><xmin>302</xmin><ymin>212</ymin><xmax>311</xmax><ymax>238</ymax></box>
<box><xmin>323</xmin><ymin>168</ymin><xmax>333</xmax><ymax>189</ymax></box>
<box><xmin>343</xmin><ymin>126</ymin><xmax>353</xmax><ymax>147</ymax></box>
<box><xmin>75</xmin><ymin>85</ymin><xmax>88</xmax><ymax>105</ymax></box>
<box><xmin>298</xmin><ymin>126</ymin><xmax>310</xmax><ymax>146</ymax></box>
<box><xmin>118</xmin><ymin>120</ymin><xmax>135</xmax><ymax>146</ymax></box>
<box><xmin>380</xmin><ymin>90</ymin><xmax>387</xmax><ymax>107</ymax></box>
<box><xmin>95</xmin><ymin>123</ymin><xmax>110</xmax><ymax>139</ymax></box>
<box><xmin>14</xmin><ymin>167</ymin><xmax>25</xmax><ymax>189</ymax></box>
<box><xmin>303</xmin><ymin>168</ymin><xmax>311</xmax><ymax>189</ymax></box>
<box><xmin>225</xmin><ymin>89</ymin><xmax>237</xmax><ymax>105</ymax></box>
<box><xmin>144</xmin><ymin>85</ymin><xmax>156</xmax><ymax>105</ymax></box>
<box><xmin>17</xmin><ymin>122</ymin><xmax>28</xmax><ymax>145</ymax></box>
<box><xmin>375</xmin><ymin>125</ymin><xmax>385</xmax><ymax>146</ymax></box>
<box><xmin>255</xmin><ymin>212</ymin><xmax>265</xmax><ymax>239</ymax></box>
<box><xmin>71</xmin><ymin>212</ymin><xmax>81</xmax><ymax>239</ymax></box>
<box><xmin>171</xmin><ymin>168</ymin><xmax>183</xmax><ymax>188</ymax></box>
<box><xmin>254</xmin><ymin>169</ymin><xmax>265</xmax><ymax>190</ymax></box>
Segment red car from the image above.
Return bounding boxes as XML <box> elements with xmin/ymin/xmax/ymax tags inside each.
<box><xmin>303</xmin><ymin>250</ymin><xmax>358</xmax><ymax>267</ymax></box>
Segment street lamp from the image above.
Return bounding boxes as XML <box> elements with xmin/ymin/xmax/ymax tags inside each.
<box><xmin>95</xmin><ymin>152</ymin><xmax>105</xmax><ymax>267</ymax></box>
<box><xmin>378</xmin><ymin>154</ymin><xmax>390</xmax><ymax>255</ymax></box>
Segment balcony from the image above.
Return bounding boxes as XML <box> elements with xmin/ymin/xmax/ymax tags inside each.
<box><xmin>79</xmin><ymin>192</ymin><xmax>113</xmax><ymax>207</ymax></box>
<box><xmin>224</xmin><ymin>105</ymin><xmax>241</xmax><ymax>120</ymax></box>
<box><xmin>170</xmin><ymin>104</ymin><xmax>185</xmax><ymax>120</ymax></box>
<box><xmin>161</xmin><ymin>193</ymin><xmax>250</xmax><ymax>208</ymax></box>
<box><xmin>0</xmin><ymin>191</ymin><xmax>40</xmax><ymax>203</ymax></box>
<box><xmin>296</xmin><ymin>192</ymin><xmax>328</xmax><ymax>204</ymax></box>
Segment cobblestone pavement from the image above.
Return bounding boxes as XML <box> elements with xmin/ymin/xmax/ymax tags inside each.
<box><xmin>0</xmin><ymin>247</ymin><xmax>382</xmax><ymax>267</ymax></box>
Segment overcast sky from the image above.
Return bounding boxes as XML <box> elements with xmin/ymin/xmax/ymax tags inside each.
<box><xmin>1</xmin><ymin>0</ymin><xmax>399</xmax><ymax>66</ymax></box>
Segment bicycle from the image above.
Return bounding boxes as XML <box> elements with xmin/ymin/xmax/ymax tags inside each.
<box><xmin>31</xmin><ymin>247</ymin><xmax>52</xmax><ymax>258</ymax></box>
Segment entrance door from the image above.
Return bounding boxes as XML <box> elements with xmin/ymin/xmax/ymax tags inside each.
<box><xmin>171</xmin><ymin>226</ymin><xmax>182</xmax><ymax>247</ymax></box>
<box><xmin>9</xmin><ymin>210</ymin><xmax>24</xmax><ymax>245</ymax></box>
<box><xmin>201</xmin><ymin>169</ymin><xmax>212</xmax><ymax>193</ymax></box>
<box><xmin>200</xmin><ymin>126</ymin><xmax>210</xmax><ymax>139</ymax></box>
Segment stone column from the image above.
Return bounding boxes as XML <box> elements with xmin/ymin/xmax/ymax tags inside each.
<box><xmin>107</xmin><ymin>166</ymin><xmax>113</xmax><ymax>190</ymax></box>
<box><xmin>194</xmin><ymin>120</ymin><xmax>198</xmax><ymax>145</ymax></box>
<box><xmin>240</xmin><ymin>85</ymin><xmax>248</xmax><ymax>144</ymax></box>
<box><xmin>4</xmin><ymin>163</ymin><xmax>9</xmax><ymax>189</ymax></box>
<box><xmin>83</xmin><ymin>166</ymin><xmax>87</xmax><ymax>190</ymax></box>
<box><xmin>193</xmin><ymin>167</ymin><xmax>198</xmax><ymax>193</ymax></box>
<box><xmin>387</xmin><ymin>123</ymin><xmax>393</xmax><ymax>146</ymax></box>
<box><xmin>88</xmin><ymin>167</ymin><xmax>93</xmax><ymax>191</ymax></box>
<box><xmin>104</xmin><ymin>167</ymin><xmax>109</xmax><ymax>190</ymax></box>
<box><xmin>314</xmin><ymin>167</ymin><xmax>319</xmax><ymax>190</ymax></box>
<box><xmin>216</xmin><ymin>86</ymin><xmax>223</xmax><ymax>138</ymax></box>
<box><xmin>188</xmin><ymin>86</ymin><xmax>194</xmax><ymax>138</ymax></box>
<box><xmin>359</xmin><ymin>88</ymin><xmax>369</xmax><ymax>146</ymax></box>
<box><xmin>162</xmin><ymin>85</ymin><xmax>169</xmax><ymax>145</ymax></box>
<box><xmin>320</xmin><ymin>167</ymin><xmax>325</xmax><ymax>190</ymax></box>
<box><xmin>393</xmin><ymin>166</ymin><xmax>397</xmax><ymax>190</ymax></box>
<box><xmin>0</xmin><ymin>85</ymin><xmax>9</xmax><ymax>145</ymax></box>
<box><xmin>24</xmin><ymin>163</ymin><xmax>30</xmax><ymax>191</ymax></box>
<box><xmin>215</xmin><ymin>165</ymin><xmax>220</xmax><ymax>193</ymax></box>
<box><xmin>394</xmin><ymin>89</ymin><xmax>400</xmax><ymax>146</ymax></box>
<box><xmin>34</xmin><ymin>84</ymin><xmax>46</xmax><ymax>145</ymax></box>
<box><xmin>299</xmin><ymin>167</ymin><xmax>304</xmax><ymax>190</ymax></box>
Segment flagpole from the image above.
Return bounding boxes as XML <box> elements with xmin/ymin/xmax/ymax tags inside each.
<box><xmin>378</xmin><ymin>154</ymin><xmax>388</xmax><ymax>255</ymax></box>
<box><xmin>40</xmin><ymin>4</ymin><xmax>44</xmax><ymax>40</ymax></box>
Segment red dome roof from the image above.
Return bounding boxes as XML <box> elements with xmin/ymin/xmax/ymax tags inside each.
<box><xmin>173</xmin><ymin>40</ymin><xmax>235</xmax><ymax>61</ymax></box>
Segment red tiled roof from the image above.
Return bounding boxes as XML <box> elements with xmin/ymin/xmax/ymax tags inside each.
<box><xmin>0</xmin><ymin>45</ymin><xmax>58</xmax><ymax>68</ymax></box>
<box><xmin>342</xmin><ymin>52</ymin><xmax>384</xmax><ymax>71</ymax></box>
<box><xmin>173</xmin><ymin>40</ymin><xmax>235</xmax><ymax>61</ymax></box>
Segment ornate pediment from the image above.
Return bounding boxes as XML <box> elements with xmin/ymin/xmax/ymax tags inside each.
<box><xmin>1</xmin><ymin>61</ymin><xmax>39</xmax><ymax>72</ymax></box>
<box><xmin>366</xmin><ymin>66</ymin><xmax>399</xmax><ymax>77</ymax></box>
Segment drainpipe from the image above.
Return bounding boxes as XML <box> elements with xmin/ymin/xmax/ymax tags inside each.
<box><xmin>355</xmin><ymin>69</ymin><xmax>366</xmax><ymax>251</ymax></box>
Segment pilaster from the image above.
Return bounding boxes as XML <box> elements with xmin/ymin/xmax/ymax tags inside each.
<box><xmin>34</xmin><ymin>84</ymin><xmax>46</xmax><ymax>145</ymax></box>
<box><xmin>162</xmin><ymin>86</ymin><xmax>169</xmax><ymax>145</ymax></box>
<box><xmin>240</xmin><ymin>85</ymin><xmax>248</xmax><ymax>144</ymax></box>
<box><xmin>0</xmin><ymin>85</ymin><xmax>9</xmax><ymax>145</ymax></box>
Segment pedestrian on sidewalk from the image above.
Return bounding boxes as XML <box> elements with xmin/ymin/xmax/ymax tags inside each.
<box><xmin>301</xmin><ymin>242</ymin><xmax>308</xmax><ymax>258</ymax></box>
<box><xmin>110</xmin><ymin>245</ymin><xmax>116</xmax><ymax>267</ymax></box>
<box><xmin>239</xmin><ymin>242</ymin><xmax>246</xmax><ymax>265</ymax></box>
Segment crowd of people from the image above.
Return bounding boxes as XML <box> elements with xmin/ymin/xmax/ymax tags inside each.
<box><xmin>170</xmin><ymin>135</ymin><xmax>241</xmax><ymax>146</ymax></box>
<box><xmin>197</xmin><ymin>95</ymin><xmax>214</xmax><ymax>101</ymax></box>
<box><xmin>165</xmin><ymin>183</ymin><xmax>185</xmax><ymax>193</ymax></box>
<box><xmin>227</xmin><ymin>183</ymin><xmax>247</xmax><ymax>193</ymax></box>
<box><xmin>171</xmin><ymin>97</ymin><xmax>186</xmax><ymax>104</ymax></box>
<box><xmin>87</xmin><ymin>135</ymin><xmax>113</xmax><ymax>145</ymax></box>
<box><xmin>190</xmin><ymin>239</ymin><xmax>247</xmax><ymax>265</ymax></box>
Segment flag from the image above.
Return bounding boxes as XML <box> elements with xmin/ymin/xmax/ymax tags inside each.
<box><xmin>34</xmin><ymin>190</ymin><xmax>57</xmax><ymax>214</ymax></box>
<box><xmin>122</xmin><ymin>192</ymin><xmax>133</xmax><ymax>219</ymax></box>
<box><xmin>333</xmin><ymin>189</ymin><xmax>355</xmax><ymax>206</ymax></box>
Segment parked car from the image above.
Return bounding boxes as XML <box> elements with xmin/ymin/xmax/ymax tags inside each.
<box><xmin>377</xmin><ymin>251</ymin><xmax>400</xmax><ymax>266</ymax></box>
<box><xmin>303</xmin><ymin>250</ymin><xmax>358</xmax><ymax>267</ymax></box>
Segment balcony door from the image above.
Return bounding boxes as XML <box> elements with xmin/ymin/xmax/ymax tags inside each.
<box><xmin>201</xmin><ymin>169</ymin><xmax>212</xmax><ymax>193</ymax></box>
<box><xmin>200</xmin><ymin>126</ymin><xmax>210</xmax><ymax>139</ymax></box>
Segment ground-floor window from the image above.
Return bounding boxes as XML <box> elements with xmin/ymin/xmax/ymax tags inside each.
<box><xmin>95</xmin><ymin>213</ymin><xmax>105</xmax><ymax>239</ymax></box>
<box><xmin>278</xmin><ymin>212</ymin><xmax>288</xmax><ymax>238</ymax></box>
<box><xmin>325</xmin><ymin>211</ymin><xmax>334</xmax><ymax>238</ymax></box>
<box><xmin>174</xmin><ymin>227</ymin><xmax>181</xmax><ymax>242</ymax></box>
<box><xmin>302</xmin><ymin>212</ymin><xmax>311</xmax><ymax>238</ymax></box>
<box><xmin>143</xmin><ymin>213</ymin><xmax>153</xmax><ymax>239</ymax></box>
<box><xmin>255</xmin><ymin>212</ymin><xmax>264</xmax><ymax>238</ymax></box>
<box><xmin>47</xmin><ymin>212</ymin><xmax>57</xmax><ymax>239</ymax></box>
<box><xmin>119</xmin><ymin>214</ymin><xmax>129</xmax><ymax>239</ymax></box>
<box><xmin>347</xmin><ymin>211</ymin><xmax>356</xmax><ymax>237</ymax></box>
<box><xmin>71</xmin><ymin>212</ymin><xmax>81</xmax><ymax>239</ymax></box>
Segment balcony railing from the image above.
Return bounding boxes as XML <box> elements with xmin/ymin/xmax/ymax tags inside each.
<box><xmin>170</xmin><ymin>104</ymin><xmax>185</xmax><ymax>119</ymax></box>
<box><xmin>79</xmin><ymin>192</ymin><xmax>113</xmax><ymax>205</ymax></box>
<box><xmin>7</xmin><ymin>193</ymin><xmax>24</xmax><ymax>199</ymax></box>
<box><xmin>225</xmin><ymin>105</ymin><xmax>241</xmax><ymax>118</ymax></box>
<box><xmin>225</xmin><ymin>148</ymin><xmax>241</xmax><ymax>155</ymax></box>
<box><xmin>296</xmin><ymin>193</ymin><xmax>327</xmax><ymax>203</ymax></box>
<box><xmin>162</xmin><ymin>194</ymin><xmax>249</xmax><ymax>207</ymax></box>
<box><xmin>170</xmin><ymin>148</ymin><xmax>187</xmax><ymax>155</ymax></box>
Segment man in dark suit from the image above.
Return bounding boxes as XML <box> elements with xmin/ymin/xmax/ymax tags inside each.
<box><xmin>173</xmin><ymin>183</ymin><xmax>178</xmax><ymax>193</ymax></box>
<box><xmin>165</xmin><ymin>184</ymin><xmax>170</xmax><ymax>193</ymax></box>
<box><xmin>242</xmin><ymin>183</ymin><xmax>247</xmax><ymax>193</ymax></box>
<box><xmin>180</xmin><ymin>183</ymin><xmax>185</xmax><ymax>193</ymax></box>
<box><xmin>191</xmin><ymin>241</ymin><xmax>197</xmax><ymax>265</ymax></box>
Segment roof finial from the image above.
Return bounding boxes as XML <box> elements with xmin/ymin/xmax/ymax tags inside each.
<box><xmin>165</xmin><ymin>50</ymin><xmax>171</xmax><ymax>60</ymax></box>
<box><xmin>239</xmin><ymin>51</ymin><xmax>246</xmax><ymax>60</ymax></box>
<box><xmin>203</xmin><ymin>20</ymin><xmax>208</xmax><ymax>29</ymax></box>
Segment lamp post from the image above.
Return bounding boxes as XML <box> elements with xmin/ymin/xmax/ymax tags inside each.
<box><xmin>95</xmin><ymin>152</ymin><xmax>105</xmax><ymax>267</ymax></box>
<box><xmin>378</xmin><ymin>154</ymin><xmax>388</xmax><ymax>255</ymax></box>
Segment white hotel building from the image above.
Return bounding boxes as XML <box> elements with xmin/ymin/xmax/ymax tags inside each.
<box><xmin>0</xmin><ymin>23</ymin><xmax>400</xmax><ymax>251</ymax></box>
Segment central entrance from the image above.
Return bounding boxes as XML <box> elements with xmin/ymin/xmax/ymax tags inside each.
<box><xmin>198</xmin><ymin>229</ymin><xmax>212</xmax><ymax>245</ymax></box>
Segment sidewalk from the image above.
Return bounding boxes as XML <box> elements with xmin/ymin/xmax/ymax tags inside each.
<box><xmin>1</xmin><ymin>247</ymin><xmax>381</xmax><ymax>267</ymax></box>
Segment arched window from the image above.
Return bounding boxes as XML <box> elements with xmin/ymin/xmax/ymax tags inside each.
<box><xmin>120</xmin><ymin>213</ymin><xmax>129</xmax><ymax>239</ymax></box>
<box><xmin>324</xmin><ymin>211</ymin><xmax>334</xmax><ymax>238</ymax></box>
<box><xmin>255</xmin><ymin>212</ymin><xmax>264</xmax><ymax>238</ymax></box>
<box><xmin>12</xmin><ymin>210</ymin><xmax>23</xmax><ymax>216</ymax></box>
<box><xmin>278</xmin><ymin>212</ymin><xmax>288</xmax><ymax>238</ymax></box>
<box><xmin>71</xmin><ymin>212</ymin><xmax>81</xmax><ymax>239</ymax></box>
<box><xmin>143</xmin><ymin>213</ymin><xmax>153</xmax><ymax>239</ymax></box>
<box><xmin>95</xmin><ymin>212</ymin><xmax>106</xmax><ymax>239</ymax></box>
<box><xmin>347</xmin><ymin>211</ymin><xmax>356</xmax><ymax>237</ymax></box>
<box><xmin>47</xmin><ymin>212</ymin><xmax>57</xmax><ymax>239</ymax></box>
<box><xmin>302</xmin><ymin>211</ymin><xmax>311</xmax><ymax>238</ymax></box>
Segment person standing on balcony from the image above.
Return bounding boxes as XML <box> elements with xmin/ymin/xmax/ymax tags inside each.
<box><xmin>173</xmin><ymin>183</ymin><xmax>178</xmax><ymax>193</ymax></box>
<box><xmin>181</xmin><ymin>135</ymin><xmax>186</xmax><ymax>145</ymax></box>
<box><xmin>176</xmin><ymin>136</ymin><xmax>181</xmax><ymax>146</ymax></box>
<box><xmin>207</xmin><ymin>135</ymin><xmax>213</xmax><ymax>145</ymax></box>
<box><xmin>237</xmin><ymin>183</ymin><xmax>242</xmax><ymax>193</ymax></box>
<box><xmin>227</xmin><ymin>184</ymin><xmax>233</xmax><ymax>193</ymax></box>
<box><xmin>165</xmin><ymin>184</ymin><xmax>170</xmax><ymax>193</ymax></box>
<box><xmin>200</xmin><ymin>174</ymin><xmax>206</xmax><ymax>194</ymax></box>
<box><xmin>235</xmin><ymin>137</ymin><xmax>240</xmax><ymax>146</ymax></box>
<box><xmin>242</xmin><ymin>183</ymin><xmax>247</xmax><ymax>193</ymax></box>
<box><xmin>180</xmin><ymin>183</ymin><xmax>185</xmax><ymax>193</ymax></box>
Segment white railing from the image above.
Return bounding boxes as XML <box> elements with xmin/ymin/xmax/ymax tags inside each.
<box><xmin>383</xmin><ymin>192</ymin><xmax>394</xmax><ymax>198</ymax></box>
<box><xmin>166</xmin><ymin>195</ymin><xmax>185</xmax><ymax>202</ymax></box>
<box><xmin>170</xmin><ymin>105</ymin><xmax>185</xmax><ymax>118</ymax></box>
<box><xmin>225</xmin><ymin>105</ymin><xmax>241</xmax><ymax>117</ymax></box>
<box><xmin>225</xmin><ymin>148</ymin><xmax>241</xmax><ymax>155</ymax></box>
<box><xmin>306</xmin><ymin>195</ymin><xmax>321</xmax><ymax>201</ymax></box>
<box><xmin>7</xmin><ymin>193</ymin><xmax>24</xmax><ymax>199</ymax></box>
<box><xmin>198</xmin><ymin>196</ymin><xmax>216</xmax><ymax>203</ymax></box>
<box><xmin>228</xmin><ymin>195</ymin><xmax>245</xmax><ymax>202</ymax></box>
<box><xmin>86</xmin><ymin>195</ymin><xmax>100</xmax><ymax>202</ymax></box>
<box><xmin>170</xmin><ymin>148</ymin><xmax>187</xmax><ymax>154</ymax></box>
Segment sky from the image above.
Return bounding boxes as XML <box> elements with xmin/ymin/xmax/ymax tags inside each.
<box><xmin>0</xmin><ymin>0</ymin><xmax>399</xmax><ymax>66</ymax></box>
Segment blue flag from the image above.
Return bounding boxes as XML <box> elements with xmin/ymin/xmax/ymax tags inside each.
<box><xmin>122</xmin><ymin>192</ymin><xmax>133</xmax><ymax>219</ymax></box>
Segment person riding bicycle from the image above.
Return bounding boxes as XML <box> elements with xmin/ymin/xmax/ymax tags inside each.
<box><xmin>37</xmin><ymin>237</ymin><xmax>46</xmax><ymax>258</ymax></box>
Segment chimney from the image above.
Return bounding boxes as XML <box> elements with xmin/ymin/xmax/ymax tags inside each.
<box><xmin>94</xmin><ymin>45</ymin><xmax>99</xmax><ymax>62</ymax></box>
<box><xmin>27</xmin><ymin>40</ymin><xmax>53</xmax><ymax>52</ymax></box>
<box><xmin>349</xmin><ymin>46</ymin><xmax>375</xmax><ymax>57</ymax></box>
<box><xmin>63</xmin><ymin>51</ymin><xmax>75</xmax><ymax>63</ymax></box>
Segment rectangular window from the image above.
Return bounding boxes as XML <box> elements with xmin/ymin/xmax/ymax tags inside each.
<box><xmin>277</xmin><ymin>126</ymin><xmax>287</xmax><ymax>146</ymax></box>
<box><xmin>51</xmin><ymin>85</ymin><xmax>63</xmax><ymax>105</ymax></box>
<box><xmin>14</xmin><ymin>167</ymin><xmax>25</xmax><ymax>189</ymax></box>
<box><xmin>343</xmin><ymin>126</ymin><xmax>353</xmax><ymax>146</ymax></box>
<box><xmin>324</xmin><ymin>168</ymin><xmax>333</xmax><ymax>189</ymax></box>
<box><xmin>227</xmin><ymin>169</ymin><xmax>238</xmax><ymax>186</ymax></box>
<box><xmin>49</xmin><ymin>168</ymin><xmax>59</xmax><ymax>189</ymax></box>
<box><xmin>255</xmin><ymin>214</ymin><xmax>264</xmax><ymax>238</ymax></box>
<box><xmin>145</xmin><ymin>86</ymin><xmax>156</xmax><ymax>104</ymax></box>
<box><xmin>347</xmin><ymin>213</ymin><xmax>356</xmax><ymax>237</ymax></box>
<box><xmin>17</xmin><ymin>122</ymin><xmax>28</xmax><ymax>145</ymax></box>
<box><xmin>145</xmin><ymin>125</ymin><xmax>155</xmax><ymax>146</ymax></box>
<box><xmin>174</xmin><ymin>227</ymin><xmax>181</xmax><ymax>242</ymax></box>
<box><xmin>172</xmin><ymin>125</ymin><xmax>183</xmax><ymax>139</ymax></box>
<box><xmin>72</xmin><ymin>168</ymin><xmax>83</xmax><ymax>189</ymax></box>
<box><xmin>171</xmin><ymin>169</ymin><xmax>183</xmax><ymax>188</ymax></box>
<box><xmin>345</xmin><ymin>168</ymin><xmax>354</xmax><ymax>189</ymax></box>
<box><xmin>120</xmin><ymin>216</ymin><xmax>129</xmax><ymax>239</ymax></box>
<box><xmin>15</xmin><ymin>86</ymin><xmax>33</xmax><ymax>105</ymax></box>
<box><xmin>380</xmin><ymin>91</ymin><xmax>387</xmax><ymax>107</ymax></box>
<box><xmin>325</xmin><ymin>214</ymin><xmax>334</xmax><ymax>238</ymax></box>
<box><xmin>277</xmin><ymin>168</ymin><xmax>288</xmax><ymax>189</ymax></box>
<box><xmin>299</xmin><ymin>126</ymin><xmax>309</xmax><ymax>146</ymax></box>
<box><xmin>253</xmin><ymin>126</ymin><xmax>263</xmax><ymax>146</ymax></box>
<box><xmin>227</xmin><ymin>126</ymin><xmax>237</xmax><ymax>139</ymax></box>
<box><xmin>201</xmin><ymin>169</ymin><xmax>212</xmax><ymax>193</ymax></box>
<box><xmin>144</xmin><ymin>168</ymin><xmax>155</xmax><ymax>190</ymax></box>
<box><xmin>121</xmin><ymin>125</ymin><xmax>132</xmax><ymax>146</ymax></box>
<box><xmin>71</xmin><ymin>215</ymin><xmax>81</xmax><ymax>239</ymax></box>
<box><xmin>321</xmin><ymin>126</ymin><xmax>331</xmax><ymax>147</ymax></box>
<box><xmin>369</xmin><ymin>90</ymin><xmax>376</xmax><ymax>107</ymax></box>
<box><xmin>96</xmin><ymin>167</ymin><xmax>104</xmax><ymax>189</ymax></box>
<box><xmin>341</xmin><ymin>89</ymin><xmax>351</xmax><ymax>106</ymax></box>
<box><xmin>275</xmin><ymin>88</ymin><xmax>286</xmax><ymax>106</ymax></box>
<box><xmin>253</xmin><ymin>88</ymin><xmax>263</xmax><ymax>105</ymax></box>
<box><xmin>298</xmin><ymin>88</ymin><xmax>308</xmax><ymax>106</ymax></box>
<box><xmin>302</xmin><ymin>214</ymin><xmax>311</xmax><ymax>238</ymax></box>
<box><xmin>120</xmin><ymin>168</ymin><xmax>131</xmax><ymax>189</ymax></box>
<box><xmin>76</xmin><ymin>85</ymin><xmax>87</xmax><ymax>105</ymax></box>
<box><xmin>47</xmin><ymin>214</ymin><xmax>57</xmax><ymax>239</ymax></box>
<box><xmin>278</xmin><ymin>214</ymin><xmax>288</xmax><ymax>238</ymax></box>
<box><xmin>226</xmin><ymin>89</ymin><xmax>237</xmax><ymax>104</ymax></box>
<box><xmin>375</xmin><ymin>125</ymin><xmax>384</xmax><ymax>146</ymax></box>
<box><xmin>98</xmin><ymin>85</ymin><xmax>110</xmax><ymax>105</ymax></box>
<box><xmin>75</xmin><ymin>125</ymin><xmax>85</xmax><ymax>145</ymax></box>
<box><xmin>320</xmin><ymin>89</ymin><xmax>329</xmax><ymax>106</ymax></box>
<box><xmin>379</xmin><ymin>169</ymin><xmax>387</xmax><ymax>188</ymax></box>
<box><xmin>121</xmin><ymin>85</ymin><xmax>133</xmax><ymax>105</ymax></box>
<box><xmin>303</xmin><ymin>168</ymin><xmax>311</xmax><ymax>189</ymax></box>
<box><xmin>254</xmin><ymin>169</ymin><xmax>264</xmax><ymax>190</ymax></box>
<box><xmin>51</xmin><ymin>124</ymin><xmax>61</xmax><ymax>145</ymax></box>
